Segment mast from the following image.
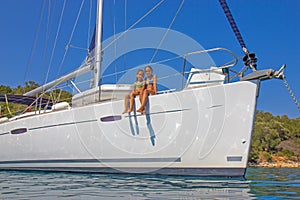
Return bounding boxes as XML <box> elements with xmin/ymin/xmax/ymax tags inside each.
<box><xmin>93</xmin><ymin>0</ymin><xmax>103</xmax><ymax>88</ymax></box>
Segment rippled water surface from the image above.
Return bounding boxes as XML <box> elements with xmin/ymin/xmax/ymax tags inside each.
<box><xmin>0</xmin><ymin>168</ymin><xmax>299</xmax><ymax>199</ymax></box>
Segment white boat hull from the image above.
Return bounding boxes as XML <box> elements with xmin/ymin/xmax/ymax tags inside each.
<box><xmin>0</xmin><ymin>81</ymin><xmax>258</xmax><ymax>177</ymax></box>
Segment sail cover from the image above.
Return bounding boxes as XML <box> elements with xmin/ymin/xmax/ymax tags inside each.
<box><xmin>0</xmin><ymin>94</ymin><xmax>53</xmax><ymax>109</ymax></box>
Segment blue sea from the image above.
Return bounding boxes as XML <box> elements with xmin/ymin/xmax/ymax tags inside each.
<box><xmin>0</xmin><ymin>168</ymin><xmax>299</xmax><ymax>199</ymax></box>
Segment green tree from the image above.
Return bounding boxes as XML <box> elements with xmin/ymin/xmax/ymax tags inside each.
<box><xmin>0</xmin><ymin>81</ymin><xmax>72</xmax><ymax>117</ymax></box>
<box><xmin>250</xmin><ymin>111</ymin><xmax>300</xmax><ymax>164</ymax></box>
<box><xmin>0</xmin><ymin>85</ymin><xmax>12</xmax><ymax>94</ymax></box>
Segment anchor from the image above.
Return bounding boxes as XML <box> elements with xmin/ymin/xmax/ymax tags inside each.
<box><xmin>240</xmin><ymin>64</ymin><xmax>286</xmax><ymax>81</ymax></box>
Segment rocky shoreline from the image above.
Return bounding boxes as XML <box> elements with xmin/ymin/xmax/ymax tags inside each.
<box><xmin>249</xmin><ymin>162</ymin><xmax>300</xmax><ymax>168</ymax></box>
<box><xmin>248</xmin><ymin>155</ymin><xmax>300</xmax><ymax>168</ymax></box>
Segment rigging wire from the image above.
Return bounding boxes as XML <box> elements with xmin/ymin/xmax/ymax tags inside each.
<box><xmin>123</xmin><ymin>0</ymin><xmax>127</xmax><ymax>71</ymax></box>
<box><xmin>101</xmin><ymin>0</ymin><xmax>165</xmax><ymax>52</ymax></box>
<box><xmin>23</xmin><ymin>0</ymin><xmax>47</xmax><ymax>90</ymax></box>
<box><xmin>41</xmin><ymin>0</ymin><xmax>55</xmax><ymax>85</ymax></box>
<box><xmin>57</xmin><ymin>0</ymin><xmax>85</xmax><ymax>76</ymax></box>
<box><xmin>229</xmin><ymin>65</ymin><xmax>247</xmax><ymax>80</ymax></box>
<box><xmin>101</xmin><ymin>47</ymin><xmax>238</xmax><ymax>80</ymax></box>
<box><xmin>113</xmin><ymin>0</ymin><xmax>118</xmax><ymax>82</ymax></box>
<box><xmin>44</xmin><ymin>0</ymin><xmax>67</xmax><ymax>84</ymax></box>
<box><xmin>149</xmin><ymin>0</ymin><xmax>185</xmax><ymax>63</ymax></box>
<box><xmin>67</xmin><ymin>44</ymin><xmax>88</xmax><ymax>51</ymax></box>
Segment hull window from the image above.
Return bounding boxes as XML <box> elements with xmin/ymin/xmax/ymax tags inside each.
<box><xmin>100</xmin><ymin>116</ymin><xmax>122</xmax><ymax>122</ymax></box>
<box><xmin>227</xmin><ymin>156</ymin><xmax>243</xmax><ymax>162</ymax></box>
<box><xmin>11</xmin><ymin>128</ymin><xmax>28</xmax><ymax>135</ymax></box>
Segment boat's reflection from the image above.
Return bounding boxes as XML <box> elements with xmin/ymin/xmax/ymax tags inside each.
<box><xmin>0</xmin><ymin>170</ymin><xmax>256</xmax><ymax>199</ymax></box>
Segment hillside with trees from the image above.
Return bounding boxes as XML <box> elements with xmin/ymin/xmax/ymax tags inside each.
<box><xmin>250</xmin><ymin>111</ymin><xmax>300</xmax><ymax>167</ymax></box>
<box><xmin>0</xmin><ymin>82</ymin><xmax>299</xmax><ymax>167</ymax></box>
<box><xmin>0</xmin><ymin>81</ymin><xmax>72</xmax><ymax>117</ymax></box>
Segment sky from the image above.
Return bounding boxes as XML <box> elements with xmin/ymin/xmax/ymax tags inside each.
<box><xmin>0</xmin><ymin>0</ymin><xmax>299</xmax><ymax>118</ymax></box>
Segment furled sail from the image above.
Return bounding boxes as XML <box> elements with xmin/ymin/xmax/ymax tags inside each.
<box><xmin>86</xmin><ymin>28</ymin><xmax>96</xmax><ymax>64</ymax></box>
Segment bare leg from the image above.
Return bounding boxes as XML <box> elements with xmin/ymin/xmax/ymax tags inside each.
<box><xmin>139</xmin><ymin>92</ymin><xmax>143</xmax><ymax>105</ymax></box>
<box><xmin>127</xmin><ymin>93</ymin><xmax>136</xmax><ymax>113</ymax></box>
<box><xmin>137</xmin><ymin>90</ymin><xmax>149</xmax><ymax>113</ymax></box>
<box><xmin>122</xmin><ymin>94</ymin><xmax>130</xmax><ymax>114</ymax></box>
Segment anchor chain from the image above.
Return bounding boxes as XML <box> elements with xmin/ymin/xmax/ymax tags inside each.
<box><xmin>283</xmin><ymin>77</ymin><xmax>300</xmax><ymax>111</ymax></box>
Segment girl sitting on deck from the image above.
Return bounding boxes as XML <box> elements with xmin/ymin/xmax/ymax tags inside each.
<box><xmin>123</xmin><ymin>69</ymin><xmax>145</xmax><ymax>114</ymax></box>
<box><xmin>137</xmin><ymin>65</ymin><xmax>157</xmax><ymax>114</ymax></box>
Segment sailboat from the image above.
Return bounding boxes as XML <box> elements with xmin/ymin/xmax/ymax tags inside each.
<box><xmin>0</xmin><ymin>0</ymin><xmax>285</xmax><ymax>177</ymax></box>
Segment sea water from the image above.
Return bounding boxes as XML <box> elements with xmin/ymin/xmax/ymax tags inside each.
<box><xmin>0</xmin><ymin>168</ymin><xmax>299</xmax><ymax>199</ymax></box>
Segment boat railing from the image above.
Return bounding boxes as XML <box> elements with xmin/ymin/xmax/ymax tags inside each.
<box><xmin>147</xmin><ymin>47</ymin><xmax>237</xmax><ymax>91</ymax></box>
<box><xmin>180</xmin><ymin>48</ymin><xmax>237</xmax><ymax>89</ymax></box>
<box><xmin>98</xmin><ymin>47</ymin><xmax>239</xmax><ymax>93</ymax></box>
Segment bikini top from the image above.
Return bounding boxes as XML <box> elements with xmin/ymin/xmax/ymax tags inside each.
<box><xmin>146</xmin><ymin>75</ymin><xmax>155</xmax><ymax>84</ymax></box>
<box><xmin>134</xmin><ymin>81</ymin><xmax>144</xmax><ymax>89</ymax></box>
